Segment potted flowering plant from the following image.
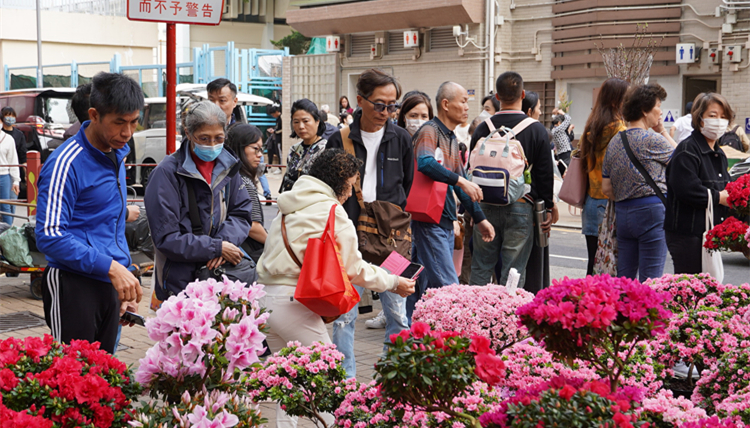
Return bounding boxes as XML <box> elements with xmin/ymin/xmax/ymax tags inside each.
<box><xmin>726</xmin><ymin>173</ymin><xmax>750</xmax><ymax>217</ymax></box>
<box><xmin>517</xmin><ymin>274</ymin><xmax>672</xmax><ymax>392</ymax></box>
<box><xmin>639</xmin><ymin>389</ymin><xmax>707</xmax><ymax>428</ymax></box>
<box><xmin>479</xmin><ymin>377</ymin><xmax>643</xmax><ymax>428</ymax></box>
<box><xmin>413</xmin><ymin>284</ymin><xmax>534</xmax><ymax>353</ymax></box>
<box><xmin>703</xmin><ymin>217</ymin><xmax>750</xmax><ymax>259</ymax></box>
<box><xmin>129</xmin><ymin>388</ymin><xmax>264</xmax><ymax>428</ymax></box>
<box><xmin>645</xmin><ymin>273</ymin><xmax>722</xmax><ymax>314</ymax></box>
<box><xmin>135</xmin><ymin>277</ymin><xmax>268</xmax><ymax>402</ymax></box>
<box><xmin>694</xmin><ymin>349</ymin><xmax>750</xmax><ymax>414</ymax></box>
<box><xmin>375</xmin><ymin>322</ymin><xmax>506</xmax><ymax>428</ymax></box>
<box><xmin>716</xmin><ymin>387</ymin><xmax>750</xmax><ymax>426</ymax></box>
<box><xmin>334</xmin><ymin>379</ymin><xmax>508</xmax><ymax>428</ymax></box>
<box><xmin>245</xmin><ymin>341</ymin><xmax>347</xmax><ymax>428</ymax></box>
<box><xmin>0</xmin><ymin>335</ymin><xmax>140</xmax><ymax>428</ymax></box>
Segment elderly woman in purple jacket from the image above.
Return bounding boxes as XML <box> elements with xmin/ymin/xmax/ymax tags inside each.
<box><xmin>144</xmin><ymin>101</ymin><xmax>253</xmax><ymax>300</ymax></box>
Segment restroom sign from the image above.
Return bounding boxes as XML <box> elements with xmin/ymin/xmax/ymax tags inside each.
<box><xmin>676</xmin><ymin>43</ymin><xmax>696</xmax><ymax>64</ymax></box>
<box><xmin>404</xmin><ymin>31</ymin><xmax>419</xmax><ymax>48</ymax></box>
<box><xmin>326</xmin><ymin>36</ymin><xmax>341</xmax><ymax>52</ymax></box>
<box><xmin>664</xmin><ymin>109</ymin><xmax>679</xmax><ymax>123</ymax></box>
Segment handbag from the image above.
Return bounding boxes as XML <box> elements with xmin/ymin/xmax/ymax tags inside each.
<box><xmin>594</xmin><ymin>200</ymin><xmax>618</xmax><ymax>276</ymax></box>
<box><xmin>558</xmin><ymin>150</ymin><xmax>587</xmax><ymax>208</ymax></box>
<box><xmin>702</xmin><ymin>189</ymin><xmax>724</xmax><ymax>282</ymax></box>
<box><xmin>186</xmin><ymin>180</ymin><xmax>258</xmax><ymax>285</ymax></box>
<box><xmin>403</xmin><ymin>131</ymin><xmax>448</xmax><ymax>223</ymax></box>
<box><xmin>281</xmin><ymin>204</ymin><xmax>361</xmax><ymax>317</ymax></box>
<box><xmin>340</xmin><ymin>128</ymin><xmax>413</xmax><ymax>264</ymax></box>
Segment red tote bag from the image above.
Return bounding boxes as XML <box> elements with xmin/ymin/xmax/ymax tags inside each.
<box><xmin>283</xmin><ymin>204</ymin><xmax>361</xmax><ymax>317</ymax></box>
<box><xmin>405</xmin><ymin>160</ymin><xmax>448</xmax><ymax>224</ymax></box>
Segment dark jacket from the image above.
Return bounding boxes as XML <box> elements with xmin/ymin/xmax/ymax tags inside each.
<box><xmin>144</xmin><ymin>139</ymin><xmax>253</xmax><ymax>299</ymax></box>
<box><xmin>665</xmin><ymin>130</ymin><xmax>730</xmax><ymax>237</ymax></box>
<box><xmin>470</xmin><ymin>111</ymin><xmax>555</xmax><ymax>209</ymax></box>
<box><xmin>327</xmin><ymin>109</ymin><xmax>414</xmax><ymax>221</ymax></box>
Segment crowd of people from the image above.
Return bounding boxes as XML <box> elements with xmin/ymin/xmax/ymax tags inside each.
<box><xmin>12</xmin><ymin>68</ymin><xmax>745</xmax><ymax>428</ymax></box>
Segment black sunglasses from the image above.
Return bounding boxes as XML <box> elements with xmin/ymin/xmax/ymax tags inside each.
<box><xmin>362</xmin><ymin>97</ymin><xmax>400</xmax><ymax>114</ymax></box>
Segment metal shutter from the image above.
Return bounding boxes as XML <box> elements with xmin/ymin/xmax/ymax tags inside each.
<box><xmin>429</xmin><ymin>27</ymin><xmax>455</xmax><ymax>51</ymax></box>
<box><xmin>350</xmin><ymin>34</ymin><xmax>374</xmax><ymax>56</ymax></box>
<box><xmin>388</xmin><ymin>31</ymin><xmax>412</xmax><ymax>54</ymax></box>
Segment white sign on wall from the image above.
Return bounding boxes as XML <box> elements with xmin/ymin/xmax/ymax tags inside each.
<box><xmin>676</xmin><ymin>43</ymin><xmax>696</xmax><ymax>64</ymax></box>
<box><xmin>127</xmin><ymin>0</ymin><xmax>224</xmax><ymax>24</ymax></box>
<box><xmin>404</xmin><ymin>31</ymin><xmax>419</xmax><ymax>48</ymax></box>
<box><xmin>663</xmin><ymin>109</ymin><xmax>680</xmax><ymax>125</ymax></box>
<box><xmin>326</xmin><ymin>36</ymin><xmax>341</xmax><ymax>52</ymax></box>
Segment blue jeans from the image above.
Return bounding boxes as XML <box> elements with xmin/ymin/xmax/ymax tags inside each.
<box><xmin>259</xmin><ymin>156</ymin><xmax>272</xmax><ymax>198</ymax></box>
<box><xmin>615</xmin><ymin>201</ymin><xmax>667</xmax><ymax>282</ymax></box>
<box><xmin>378</xmin><ymin>289</ymin><xmax>409</xmax><ymax>352</ymax></box>
<box><xmin>332</xmin><ymin>285</ymin><xmax>363</xmax><ymax>379</ymax></box>
<box><xmin>0</xmin><ymin>174</ymin><xmax>16</xmax><ymax>225</ymax></box>
<box><xmin>406</xmin><ymin>221</ymin><xmax>458</xmax><ymax>323</ymax></box>
<box><xmin>470</xmin><ymin>202</ymin><xmax>533</xmax><ymax>288</ymax></box>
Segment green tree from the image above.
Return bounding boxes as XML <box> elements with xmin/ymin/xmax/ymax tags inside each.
<box><xmin>272</xmin><ymin>31</ymin><xmax>312</xmax><ymax>55</ymax></box>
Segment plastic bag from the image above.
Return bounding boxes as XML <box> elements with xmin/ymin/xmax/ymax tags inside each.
<box><xmin>0</xmin><ymin>226</ymin><xmax>33</xmax><ymax>267</ymax></box>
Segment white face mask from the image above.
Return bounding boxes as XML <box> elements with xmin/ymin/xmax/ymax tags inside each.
<box><xmin>477</xmin><ymin>110</ymin><xmax>491</xmax><ymax>121</ymax></box>
<box><xmin>405</xmin><ymin>119</ymin><xmax>426</xmax><ymax>136</ymax></box>
<box><xmin>701</xmin><ymin>118</ymin><xmax>728</xmax><ymax>141</ymax></box>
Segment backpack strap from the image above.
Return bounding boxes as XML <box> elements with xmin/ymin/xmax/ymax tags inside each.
<box><xmin>484</xmin><ymin>117</ymin><xmax>496</xmax><ymax>132</ymax></box>
<box><xmin>340</xmin><ymin>127</ymin><xmax>366</xmax><ymax>210</ymax></box>
<box><xmin>510</xmin><ymin>117</ymin><xmax>538</xmax><ymax>137</ymax></box>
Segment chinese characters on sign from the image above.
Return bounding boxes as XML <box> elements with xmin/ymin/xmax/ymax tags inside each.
<box><xmin>128</xmin><ymin>0</ymin><xmax>222</xmax><ymax>25</ymax></box>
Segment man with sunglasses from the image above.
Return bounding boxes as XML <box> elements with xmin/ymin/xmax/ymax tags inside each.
<box><xmin>326</xmin><ymin>68</ymin><xmax>414</xmax><ymax>379</ymax></box>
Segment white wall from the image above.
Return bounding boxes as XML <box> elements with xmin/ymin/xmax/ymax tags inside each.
<box><xmin>0</xmin><ymin>8</ymin><xmax>158</xmax><ymax>89</ymax></box>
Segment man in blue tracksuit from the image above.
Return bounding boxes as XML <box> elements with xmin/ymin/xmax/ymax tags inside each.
<box><xmin>36</xmin><ymin>72</ymin><xmax>144</xmax><ymax>354</ymax></box>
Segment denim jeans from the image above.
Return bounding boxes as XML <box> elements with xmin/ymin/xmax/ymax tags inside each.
<box><xmin>332</xmin><ymin>284</ymin><xmax>363</xmax><ymax>379</ymax></box>
<box><xmin>470</xmin><ymin>202</ymin><xmax>533</xmax><ymax>288</ymax></box>
<box><xmin>615</xmin><ymin>202</ymin><xmax>667</xmax><ymax>282</ymax></box>
<box><xmin>378</xmin><ymin>289</ymin><xmax>409</xmax><ymax>351</ymax></box>
<box><xmin>259</xmin><ymin>155</ymin><xmax>272</xmax><ymax>198</ymax></box>
<box><xmin>406</xmin><ymin>221</ymin><xmax>458</xmax><ymax>322</ymax></box>
<box><xmin>0</xmin><ymin>174</ymin><xmax>16</xmax><ymax>225</ymax></box>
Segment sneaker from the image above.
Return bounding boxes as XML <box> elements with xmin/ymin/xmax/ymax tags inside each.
<box><xmin>272</xmin><ymin>168</ymin><xmax>282</xmax><ymax>175</ymax></box>
<box><xmin>365</xmin><ymin>311</ymin><xmax>386</xmax><ymax>329</ymax></box>
<box><xmin>673</xmin><ymin>361</ymin><xmax>700</xmax><ymax>379</ymax></box>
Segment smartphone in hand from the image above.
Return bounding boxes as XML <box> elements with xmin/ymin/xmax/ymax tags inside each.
<box><xmin>120</xmin><ymin>311</ymin><xmax>146</xmax><ymax>327</ymax></box>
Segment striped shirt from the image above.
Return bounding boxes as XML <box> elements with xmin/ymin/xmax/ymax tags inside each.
<box><xmin>552</xmin><ymin>114</ymin><xmax>572</xmax><ymax>154</ymax></box>
<box><xmin>241</xmin><ymin>175</ymin><xmax>264</xmax><ymax>225</ymax></box>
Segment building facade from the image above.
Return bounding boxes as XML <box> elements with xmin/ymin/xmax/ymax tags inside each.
<box><xmin>285</xmin><ymin>0</ymin><xmax>750</xmax><ymax>142</ymax></box>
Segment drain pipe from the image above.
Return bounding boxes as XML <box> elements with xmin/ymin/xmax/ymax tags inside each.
<box><xmin>488</xmin><ymin>0</ymin><xmax>496</xmax><ymax>92</ymax></box>
<box><xmin>484</xmin><ymin>0</ymin><xmax>491</xmax><ymax>97</ymax></box>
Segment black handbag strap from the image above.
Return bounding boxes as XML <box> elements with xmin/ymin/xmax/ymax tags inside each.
<box><xmin>619</xmin><ymin>131</ymin><xmax>666</xmax><ymax>206</ymax></box>
<box><xmin>186</xmin><ymin>181</ymin><xmax>204</xmax><ymax>235</ymax></box>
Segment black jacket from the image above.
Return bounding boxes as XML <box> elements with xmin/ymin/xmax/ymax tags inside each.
<box><xmin>327</xmin><ymin>110</ymin><xmax>414</xmax><ymax>222</ymax></box>
<box><xmin>665</xmin><ymin>130</ymin><xmax>730</xmax><ymax>237</ymax></box>
<box><xmin>470</xmin><ymin>112</ymin><xmax>555</xmax><ymax>209</ymax></box>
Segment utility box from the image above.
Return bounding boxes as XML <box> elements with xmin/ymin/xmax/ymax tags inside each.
<box><xmin>709</xmin><ymin>48</ymin><xmax>721</xmax><ymax>64</ymax></box>
<box><xmin>726</xmin><ymin>46</ymin><xmax>743</xmax><ymax>63</ymax></box>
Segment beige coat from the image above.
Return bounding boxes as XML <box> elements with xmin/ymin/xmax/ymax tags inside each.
<box><xmin>257</xmin><ymin>175</ymin><xmax>397</xmax><ymax>292</ymax></box>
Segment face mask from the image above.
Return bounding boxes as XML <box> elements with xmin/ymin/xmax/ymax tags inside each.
<box><xmin>477</xmin><ymin>110</ymin><xmax>491</xmax><ymax>121</ymax></box>
<box><xmin>701</xmin><ymin>118</ymin><xmax>728</xmax><ymax>141</ymax></box>
<box><xmin>405</xmin><ymin>119</ymin><xmax>426</xmax><ymax>136</ymax></box>
<box><xmin>3</xmin><ymin>116</ymin><xmax>15</xmax><ymax>126</ymax></box>
<box><xmin>193</xmin><ymin>142</ymin><xmax>223</xmax><ymax>162</ymax></box>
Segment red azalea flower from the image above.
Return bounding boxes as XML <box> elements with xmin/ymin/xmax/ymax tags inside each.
<box><xmin>474</xmin><ymin>352</ymin><xmax>505</xmax><ymax>385</ymax></box>
<box><xmin>410</xmin><ymin>322</ymin><xmax>430</xmax><ymax>339</ymax></box>
<box><xmin>0</xmin><ymin>368</ymin><xmax>18</xmax><ymax>391</ymax></box>
<box><xmin>613</xmin><ymin>412</ymin><xmax>634</xmax><ymax>428</ymax></box>
<box><xmin>469</xmin><ymin>335</ymin><xmax>495</xmax><ymax>356</ymax></box>
<box><xmin>558</xmin><ymin>384</ymin><xmax>577</xmax><ymax>400</ymax></box>
<box><xmin>584</xmin><ymin>380</ymin><xmax>610</xmax><ymax>396</ymax></box>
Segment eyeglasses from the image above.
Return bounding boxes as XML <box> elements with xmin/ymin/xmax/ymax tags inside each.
<box><xmin>195</xmin><ymin>136</ymin><xmax>226</xmax><ymax>145</ymax></box>
<box><xmin>361</xmin><ymin>97</ymin><xmax>400</xmax><ymax>114</ymax></box>
<box><xmin>247</xmin><ymin>146</ymin><xmax>263</xmax><ymax>154</ymax></box>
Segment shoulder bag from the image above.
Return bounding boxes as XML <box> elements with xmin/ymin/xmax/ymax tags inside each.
<box><xmin>620</xmin><ymin>131</ymin><xmax>666</xmax><ymax>206</ymax></box>
<box><xmin>281</xmin><ymin>204</ymin><xmax>361</xmax><ymax>318</ymax></box>
<box><xmin>186</xmin><ymin>180</ymin><xmax>259</xmax><ymax>285</ymax></box>
<box><xmin>341</xmin><ymin>127</ymin><xmax>413</xmax><ymax>264</ymax></box>
<box><xmin>701</xmin><ymin>189</ymin><xmax>724</xmax><ymax>282</ymax></box>
<box><xmin>558</xmin><ymin>150</ymin><xmax>587</xmax><ymax>208</ymax></box>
